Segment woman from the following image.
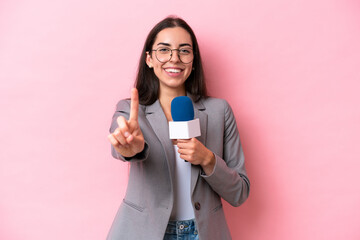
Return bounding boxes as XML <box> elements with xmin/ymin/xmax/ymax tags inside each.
<box><xmin>107</xmin><ymin>16</ymin><xmax>250</xmax><ymax>240</ymax></box>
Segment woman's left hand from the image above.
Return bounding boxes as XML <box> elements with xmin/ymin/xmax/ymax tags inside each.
<box><xmin>176</xmin><ymin>138</ymin><xmax>216</xmax><ymax>176</ymax></box>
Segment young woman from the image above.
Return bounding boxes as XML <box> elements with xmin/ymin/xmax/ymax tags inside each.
<box><xmin>107</xmin><ymin>16</ymin><xmax>250</xmax><ymax>240</ymax></box>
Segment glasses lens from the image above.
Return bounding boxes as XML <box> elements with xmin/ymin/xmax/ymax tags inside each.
<box><xmin>155</xmin><ymin>48</ymin><xmax>171</xmax><ymax>63</ymax></box>
<box><xmin>179</xmin><ymin>48</ymin><xmax>193</xmax><ymax>64</ymax></box>
<box><xmin>155</xmin><ymin>47</ymin><xmax>194</xmax><ymax>63</ymax></box>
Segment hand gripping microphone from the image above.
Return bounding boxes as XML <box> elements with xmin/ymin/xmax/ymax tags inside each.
<box><xmin>169</xmin><ymin>96</ymin><xmax>201</xmax><ymax>139</ymax></box>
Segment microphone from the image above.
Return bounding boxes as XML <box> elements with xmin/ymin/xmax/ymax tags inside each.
<box><xmin>169</xmin><ymin>96</ymin><xmax>201</xmax><ymax>139</ymax></box>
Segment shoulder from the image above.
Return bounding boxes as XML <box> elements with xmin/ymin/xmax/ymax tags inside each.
<box><xmin>199</xmin><ymin>97</ymin><xmax>236</xmax><ymax>126</ymax></box>
<box><xmin>115</xmin><ymin>99</ymin><xmax>146</xmax><ymax>113</ymax></box>
<box><xmin>115</xmin><ymin>99</ymin><xmax>131</xmax><ymax>111</ymax></box>
<box><xmin>199</xmin><ymin>97</ymin><xmax>231</xmax><ymax>113</ymax></box>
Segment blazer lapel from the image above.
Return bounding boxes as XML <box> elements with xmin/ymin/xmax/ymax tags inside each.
<box><xmin>191</xmin><ymin>97</ymin><xmax>208</xmax><ymax>196</ymax></box>
<box><xmin>193</xmin><ymin>99</ymin><xmax>207</xmax><ymax>146</ymax></box>
<box><xmin>145</xmin><ymin>100</ymin><xmax>176</xmax><ymax>178</ymax></box>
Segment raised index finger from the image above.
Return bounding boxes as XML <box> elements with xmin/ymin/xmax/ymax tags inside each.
<box><xmin>129</xmin><ymin>88</ymin><xmax>139</xmax><ymax>122</ymax></box>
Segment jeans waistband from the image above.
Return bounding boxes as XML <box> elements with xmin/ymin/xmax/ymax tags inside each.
<box><xmin>165</xmin><ymin>219</ymin><xmax>197</xmax><ymax>235</ymax></box>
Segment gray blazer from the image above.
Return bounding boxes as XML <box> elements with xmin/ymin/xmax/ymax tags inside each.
<box><xmin>107</xmin><ymin>96</ymin><xmax>250</xmax><ymax>240</ymax></box>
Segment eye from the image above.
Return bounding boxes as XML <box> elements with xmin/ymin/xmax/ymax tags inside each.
<box><xmin>157</xmin><ymin>48</ymin><xmax>171</xmax><ymax>53</ymax></box>
<box><xmin>179</xmin><ymin>48</ymin><xmax>192</xmax><ymax>54</ymax></box>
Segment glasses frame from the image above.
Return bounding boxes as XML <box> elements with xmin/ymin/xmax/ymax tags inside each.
<box><xmin>149</xmin><ymin>47</ymin><xmax>194</xmax><ymax>64</ymax></box>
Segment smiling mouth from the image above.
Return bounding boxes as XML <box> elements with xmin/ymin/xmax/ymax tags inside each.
<box><xmin>164</xmin><ymin>68</ymin><xmax>183</xmax><ymax>73</ymax></box>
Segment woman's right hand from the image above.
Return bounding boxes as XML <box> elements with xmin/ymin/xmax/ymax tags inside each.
<box><xmin>107</xmin><ymin>88</ymin><xmax>145</xmax><ymax>157</ymax></box>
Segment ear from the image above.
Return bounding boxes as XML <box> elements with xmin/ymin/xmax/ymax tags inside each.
<box><xmin>146</xmin><ymin>52</ymin><xmax>153</xmax><ymax>68</ymax></box>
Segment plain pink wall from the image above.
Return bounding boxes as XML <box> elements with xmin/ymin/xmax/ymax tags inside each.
<box><xmin>1</xmin><ymin>0</ymin><xmax>360</xmax><ymax>239</ymax></box>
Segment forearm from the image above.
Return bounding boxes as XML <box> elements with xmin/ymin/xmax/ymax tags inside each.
<box><xmin>202</xmin><ymin>154</ymin><xmax>250</xmax><ymax>207</ymax></box>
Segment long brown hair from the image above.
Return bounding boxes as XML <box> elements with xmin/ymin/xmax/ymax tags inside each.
<box><xmin>135</xmin><ymin>16</ymin><xmax>207</xmax><ymax>105</ymax></box>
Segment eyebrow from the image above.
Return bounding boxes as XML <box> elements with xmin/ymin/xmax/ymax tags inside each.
<box><xmin>157</xmin><ymin>42</ymin><xmax>192</xmax><ymax>47</ymax></box>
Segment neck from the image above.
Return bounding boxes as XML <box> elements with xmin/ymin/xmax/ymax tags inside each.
<box><xmin>159</xmin><ymin>87</ymin><xmax>186</xmax><ymax>121</ymax></box>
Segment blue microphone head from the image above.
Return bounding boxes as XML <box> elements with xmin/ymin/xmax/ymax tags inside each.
<box><xmin>171</xmin><ymin>96</ymin><xmax>194</xmax><ymax>121</ymax></box>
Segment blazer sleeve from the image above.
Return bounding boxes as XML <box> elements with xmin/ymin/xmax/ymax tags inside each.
<box><xmin>109</xmin><ymin>99</ymin><xmax>150</xmax><ymax>162</ymax></box>
<box><xmin>201</xmin><ymin>100</ymin><xmax>250</xmax><ymax>207</ymax></box>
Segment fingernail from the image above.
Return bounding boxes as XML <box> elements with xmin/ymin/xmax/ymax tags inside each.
<box><xmin>124</xmin><ymin>132</ymin><xmax>130</xmax><ymax>137</ymax></box>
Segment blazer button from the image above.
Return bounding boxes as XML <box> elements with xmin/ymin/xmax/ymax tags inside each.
<box><xmin>195</xmin><ymin>202</ymin><xmax>201</xmax><ymax>210</ymax></box>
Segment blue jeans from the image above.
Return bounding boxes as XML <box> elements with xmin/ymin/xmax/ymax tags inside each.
<box><xmin>163</xmin><ymin>219</ymin><xmax>199</xmax><ymax>240</ymax></box>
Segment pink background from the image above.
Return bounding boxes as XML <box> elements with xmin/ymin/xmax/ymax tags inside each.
<box><xmin>1</xmin><ymin>0</ymin><xmax>360</xmax><ymax>239</ymax></box>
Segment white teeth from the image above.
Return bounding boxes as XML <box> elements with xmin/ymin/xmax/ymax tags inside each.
<box><xmin>165</xmin><ymin>68</ymin><xmax>181</xmax><ymax>73</ymax></box>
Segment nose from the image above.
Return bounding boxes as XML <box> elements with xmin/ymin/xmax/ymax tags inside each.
<box><xmin>169</xmin><ymin>49</ymin><xmax>181</xmax><ymax>63</ymax></box>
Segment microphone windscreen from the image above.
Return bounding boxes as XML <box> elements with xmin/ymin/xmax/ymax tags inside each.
<box><xmin>171</xmin><ymin>96</ymin><xmax>194</xmax><ymax>121</ymax></box>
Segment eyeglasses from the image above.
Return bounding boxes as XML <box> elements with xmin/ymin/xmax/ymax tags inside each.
<box><xmin>149</xmin><ymin>47</ymin><xmax>194</xmax><ymax>64</ymax></box>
